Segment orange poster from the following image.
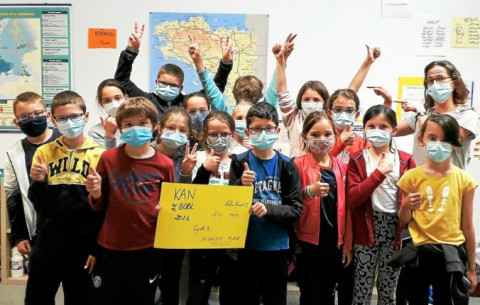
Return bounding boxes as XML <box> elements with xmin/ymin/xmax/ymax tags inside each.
<box><xmin>88</xmin><ymin>28</ymin><xmax>117</xmax><ymax>48</ymax></box>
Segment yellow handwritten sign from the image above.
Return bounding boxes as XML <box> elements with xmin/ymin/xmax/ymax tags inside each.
<box><xmin>154</xmin><ymin>183</ymin><xmax>253</xmax><ymax>249</ymax></box>
<box><xmin>452</xmin><ymin>17</ymin><xmax>480</xmax><ymax>48</ymax></box>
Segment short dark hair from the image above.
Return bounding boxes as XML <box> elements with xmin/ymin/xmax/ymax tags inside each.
<box><xmin>157</xmin><ymin>63</ymin><xmax>185</xmax><ymax>84</ymax></box>
<box><xmin>96</xmin><ymin>79</ymin><xmax>126</xmax><ymax>106</ymax></box>
<box><xmin>326</xmin><ymin>89</ymin><xmax>360</xmax><ymax>110</ymax></box>
<box><xmin>296</xmin><ymin>81</ymin><xmax>329</xmax><ymax>110</ymax></box>
<box><xmin>183</xmin><ymin>91</ymin><xmax>210</xmax><ymax>108</ymax></box>
<box><xmin>51</xmin><ymin>91</ymin><xmax>86</xmax><ymax>116</ymax></box>
<box><xmin>246</xmin><ymin>102</ymin><xmax>278</xmax><ymax>128</ymax></box>
<box><xmin>13</xmin><ymin>92</ymin><xmax>45</xmax><ymax>115</ymax></box>
<box><xmin>419</xmin><ymin>113</ymin><xmax>462</xmax><ymax>147</ymax></box>
<box><xmin>423</xmin><ymin>60</ymin><xmax>469</xmax><ymax>110</ymax></box>
<box><xmin>362</xmin><ymin>104</ymin><xmax>397</xmax><ymax>128</ymax></box>
<box><xmin>203</xmin><ymin>110</ymin><xmax>235</xmax><ymax>136</ymax></box>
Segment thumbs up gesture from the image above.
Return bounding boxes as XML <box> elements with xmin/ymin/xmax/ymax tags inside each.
<box><xmin>86</xmin><ymin>166</ymin><xmax>102</xmax><ymax>199</ymax></box>
<box><xmin>405</xmin><ymin>184</ymin><xmax>422</xmax><ymax>210</ymax></box>
<box><xmin>309</xmin><ymin>171</ymin><xmax>330</xmax><ymax>197</ymax></box>
<box><xmin>340</xmin><ymin>125</ymin><xmax>354</xmax><ymax>146</ymax></box>
<box><xmin>203</xmin><ymin>149</ymin><xmax>220</xmax><ymax>172</ymax></box>
<box><xmin>30</xmin><ymin>154</ymin><xmax>47</xmax><ymax>182</ymax></box>
<box><xmin>377</xmin><ymin>152</ymin><xmax>394</xmax><ymax>175</ymax></box>
<box><xmin>241</xmin><ymin>163</ymin><xmax>256</xmax><ymax>186</ymax></box>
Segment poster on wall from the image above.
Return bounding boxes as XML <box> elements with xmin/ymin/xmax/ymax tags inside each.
<box><xmin>0</xmin><ymin>4</ymin><xmax>72</xmax><ymax>132</ymax></box>
<box><xmin>149</xmin><ymin>12</ymin><xmax>269</xmax><ymax>107</ymax></box>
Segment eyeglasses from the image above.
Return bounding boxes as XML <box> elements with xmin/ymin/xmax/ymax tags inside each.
<box><xmin>207</xmin><ymin>132</ymin><xmax>232</xmax><ymax>140</ymax></box>
<box><xmin>425</xmin><ymin>75</ymin><xmax>452</xmax><ymax>87</ymax></box>
<box><xmin>54</xmin><ymin>113</ymin><xmax>84</xmax><ymax>123</ymax></box>
<box><xmin>331</xmin><ymin>107</ymin><xmax>357</xmax><ymax>115</ymax></box>
<box><xmin>156</xmin><ymin>81</ymin><xmax>181</xmax><ymax>91</ymax></box>
<box><xmin>15</xmin><ymin>110</ymin><xmax>46</xmax><ymax>121</ymax></box>
<box><xmin>188</xmin><ymin>108</ymin><xmax>209</xmax><ymax>116</ymax></box>
<box><xmin>248</xmin><ymin>126</ymin><xmax>277</xmax><ymax>135</ymax></box>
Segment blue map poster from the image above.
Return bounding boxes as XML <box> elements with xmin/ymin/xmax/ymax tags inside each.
<box><xmin>149</xmin><ymin>13</ymin><xmax>268</xmax><ymax>105</ymax></box>
<box><xmin>0</xmin><ymin>4</ymin><xmax>71</xmax><ymax>131</ymax></box>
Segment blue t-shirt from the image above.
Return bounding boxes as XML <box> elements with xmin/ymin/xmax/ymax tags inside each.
<box><xmin>245</xmin><ymin>151</ymin><xmax>289</xmax><ymax>250</ymax></box>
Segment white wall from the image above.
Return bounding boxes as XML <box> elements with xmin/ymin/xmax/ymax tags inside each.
<box><xmin>1</xmin><ymin>0</ymin><xmax>480</xmax><ymax>234</ymax></box>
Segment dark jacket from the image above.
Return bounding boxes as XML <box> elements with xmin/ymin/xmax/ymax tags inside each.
<box><xmin>114</xmin><ymin>48</ymin><xmax>232</xmax><ymax>121</ymax></box>
<box><xmin>228</xmin><ymin>150</ymin><xmax>302</xmax><ymax>224</ymax></box>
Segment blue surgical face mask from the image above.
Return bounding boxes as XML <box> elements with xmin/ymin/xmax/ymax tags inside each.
<box><xmin>57</xmin><ymin>118</ymin><xmax>84</xmax><ymax>139</ymax></box>
<box><xmin>333</xmin><ymin>112</ymin><xmax>355</xmax><ymax>129</ymax></box>
<box><xmin>235</xmin><ymin>120</ymin><xmax>246</xmax><ymax>137</ymax></box>
<box><xmin>190</xmin><ymin>112</ymin><xmax>209</xmax><ymax>132</ymax></box>
<box><xmin>365</xmin><ymin>129</ymin><xmax>391</xmax><ymax>147</ymax></box>
<box><xmin>426</xmin><ymin>141</ymin><xmax>452</xmax><ymax>162</ymax></box>
<box><xmin>120</xmin><ymin>126</ymin><xmax>152</xmax><ymax>147</ymax></box>
<box><xmin>250</xmin><ymin>131</ymin><xmax>278</xmax><ymax>151</ymax></box>
<box><xmin>161</xmin><ymin>130</ymin><xmax>188</xmax><ymax>149</ymax></box>
<box><xmin>155</xmin><ymin>86</ymin><xmax>180</xmax><ymax>102</ymax></box>
<box><xmin>426</xmin><ymin>82</ymin><xmax>453</xmax><ymax>103</ymax></box>
<box><xmin>301</xmin><ymin>102</ymin><xmax>324</xmax><ymax>115</ymax></box>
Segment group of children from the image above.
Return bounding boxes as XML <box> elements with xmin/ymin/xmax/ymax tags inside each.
<box><xmin>4</xmin><ymin>23</ymin><xmax>478</xmax><ymax>305</ymax></box>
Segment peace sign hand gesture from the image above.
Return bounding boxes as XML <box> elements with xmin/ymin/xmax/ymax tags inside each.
<box><xmin>128</xmin><ymin>22</ymin><xmax>145</xmax><ymax>52</ymax></box>
<box><xmin>181</xmin><ymin>143</ymin><xmax>198</xmax><ymax>176</ymax></box>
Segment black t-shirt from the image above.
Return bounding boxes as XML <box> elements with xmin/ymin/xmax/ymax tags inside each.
<box><xmin>317</xmin><ymin>167</ymin><xmax>338</xmax><ymax>251</ymax></box>
<box><xmin>21</xmin><ymin>128</ymin><xmax>61</xmax><ymax>181</ymax></box>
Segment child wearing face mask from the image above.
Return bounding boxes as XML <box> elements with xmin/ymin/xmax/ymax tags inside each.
<box><xmin>274</xmin><ymin>34</ymin><xmax>382</xmax><ymax>157</ymax></box>
<box><xmin>27</xmin><ymin>91</ymin><xmax>105</xmax><ymax>305</ymax></box>
<box><xmin>346</xmin><ymin>105</ymin><xmax>416</xmax><ymax>305</ymax></box>
<box><xmin>394</xmin><ymin>114</ymin><xmax>477</xmax><ymax>304</ymax></box>
<box><xmin>89</xmin><ymin>79</ymin><xmax>128</xmax><ymax>149</ymax></box>
<box><xmin>394</xmin><ymin>60</ymin><xmax>477</xmax><ymax>168</ymax></box>
<box><xmin>183</xmin><ymin>92</ymin><xmax>211</xmax><ymax>153</ymax></box>
<box><xmin>293</xmin><ymin>111</ymin><xmax>354</xmax><ymax>305</ymax></box>
<box><xmin>115</xmin><ymin>22</ymin><xmax>231</xmax><ymax>121</ymax></box>
<box><xmin>86</xmin><ymin>97</ymin><xmax>174</xmax><ymax>305</ymax></box>
<box><xmin>186</xmin><ymin>111</ymin><xmax>240</xmax><ymax>305</ymax></box>
<box><xmin>153</xmin><ymin>107</ymin><xmax>197</xmax><ymax>305</ymax></box>
<box><xmin>231</xmin><ymin>101</ymin><xmax>254</xmax><ymax>154</ymax></box>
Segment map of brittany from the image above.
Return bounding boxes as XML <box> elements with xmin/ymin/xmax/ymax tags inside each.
<box><xmin>149</xmin><ymin>13</ymin><xmax>268</xmax><ymax>104</ymax></box>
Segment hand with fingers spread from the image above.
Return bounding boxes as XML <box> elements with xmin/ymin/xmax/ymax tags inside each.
<box><xmin>340</xmin><ymin>125</ymin><xmax>355</xmax><ymax>147</ymax></box>
<box><xmin>100</xmin><ymin>116</ymin><xmax>118</xmax><ymax>139</ymax></box>
<box><xmin>366</xmin><ymin>45</ymin><xmax>381</xmax><ymax>63</ymax></box>
<box><xmin>372</xmin><ymin>87</ymin><xmax>393</xmax><ymax>108</ymax></box>
<box><xmin>250</xmin><ymin>202</ymin><xmax>267</xmax><ymax>217</ymax></box>
<box><xmin>241</xmin><ymin>163</ymin><xmax>256</xmax><ymax>186</ymax></box>
<box><xmin>86</xmin><ymin>167</ymin><xmax>102</xmax><ymax>199</ymax></box>
<box><xmin>377</xmin><ymin>152</ymin><xmax>394</xmax><ymax>175</ymax></box>
<box><xmin>283</xmin><ymin>33</ymin><xmax>297</xmax><ymax>63</ymax></box>
<box><xmin>30</xmin><ymin>154</ymin><xmax>47</xmax><ymax>182</ymax></box>
<box><xmin>309</xmin><ymin>171</ymin><xmax>330</xmax><ymax>198</ymax></box>
<box><xmin>404</xmin><ymin>184</ymin><xmax>422</xmax><ymax>210</ymax></box>
<box><xmin>182</xmin><ymin>143</ymin><xmax>198</xmax><ymax>175</ymax></box>
<box><xmin>220</xmin><ymin>36</ymin><xmax>233</xmax><ymax>64</ymax></box>
<box><xmin>127</xmin><ymin>22</ymin><xmax>145</xmax><ymax>52</ymax></box>
<box><xmin>203</xmin><ymin>149</ymin><xmax>220</xmax><ymax>172</ymax></box>
<box><xmin>272</xmin><ymin>34</ymin><xmax>296</xmax><ymax>65</ymax></box>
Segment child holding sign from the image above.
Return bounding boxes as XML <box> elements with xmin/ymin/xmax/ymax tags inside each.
<box><xmin>229</xmin><ymin>102</ymin><xmax>303</xmax><ymax>305</ymax></box>
<box><xmin>86</xmin><ymin>97</ymin><xmax>174</xmax><ymax>305</ymax></box>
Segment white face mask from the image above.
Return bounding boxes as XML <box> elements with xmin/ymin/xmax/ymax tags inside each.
<box><xmin>103</xmin><ymin>100</ymin><xmax>124</xmax><ymax>117</ymax></box>
<box><xmin>301</xmin><ymin>102</ymin><xmax>324</xmax><ymax>115</ymax></box>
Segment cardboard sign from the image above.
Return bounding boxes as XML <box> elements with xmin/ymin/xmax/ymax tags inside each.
<box><xmin>88</xmin><ymin>28</ymin><xmax>116</xmax><ymax>48</ymax></box>
<box><xmin>154</xmin><ymin>183</ymin><xmax>253</xmax><ymax>249</ymax></box>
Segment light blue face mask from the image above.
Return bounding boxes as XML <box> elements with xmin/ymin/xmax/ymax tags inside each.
<box><xmin>155</xmin><ymin>86</ymin><xmax>180</xmax><ymax>102</ymax></box>
<box><xmin>161</xmin><ymin>130</ymin><xmax>188</xmax><ymax>149</ymax></box>
<box><xmin>235</xmin><ymin>120</ymin><xmax>247</xmax><ymax>137</ymax></box>
<box><xmin>301</xmin><ymin>102</ymin><xmax>324</xmax><ymax>115</ymax></box>
<box><xmin>365</xmin><ymin>129</ymin><xmax>391</xmax><ymax>147</ymax></box>
<box><xmin>426</xmin><ymin>141</ymin><xmax>452</xmax><ymax>162</ymax></box>
<box><xmin>120</xmin><ymin>126</ymin><xmax>152</xmax><ymax>147</ymax></box>
<box><xmin>333</xmin><ymin>112</ymin><xmax>355</xmax><ymax>129</ymax></box>
<box><xmin>57</xmin><ymin>118</ymin><xmax>84</xmax><ymax>139</ymax></box>
<box><xmin>250</xmin><ymin>131</ymin><xmax>278</xmax><ymax>150</ymax></box>
<box><xmin>426</xmin><ymin>82</ymin><xmax>453</xmax><ymax>103</ymax></box>
<box><xmin>190</xmin><ymin>112</ymin><xmax>209</xmax><ymax>132</ymax></box>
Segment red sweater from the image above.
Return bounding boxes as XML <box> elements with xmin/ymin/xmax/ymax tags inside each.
<box><xmin>294</xmin><ymin>153</ymin><xmax>353</xmax><ymax>250</ymax></box>
<box><xmin>346</xmin><ymin>149</ymin><xmax>416</xmax><ymax>248</ymax></box>
<box><xmin>89</xmin><ymin>145</ymin><xmax>174</xmax><ymax>250</ymax></box>
<box><xmin>330</xmin><ymin>135</ymin><xmax>370</xmax><ymax>160</ymax></box>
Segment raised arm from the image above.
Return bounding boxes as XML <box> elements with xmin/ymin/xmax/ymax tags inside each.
<box><xmin>212</xmin><ymin>37</ymin><xmax>234</xmax><ymax>93</ymax></box>
<box><xmin>348</xmin><ymin>45</ymin><xmax>381</xmax><ymax>93</ymax></box>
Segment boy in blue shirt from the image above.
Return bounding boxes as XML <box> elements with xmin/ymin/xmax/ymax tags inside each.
<box><xmin>229</xmin><ymin>102</ymin><xmax>302</xmax><ymax>305</ymax></box>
